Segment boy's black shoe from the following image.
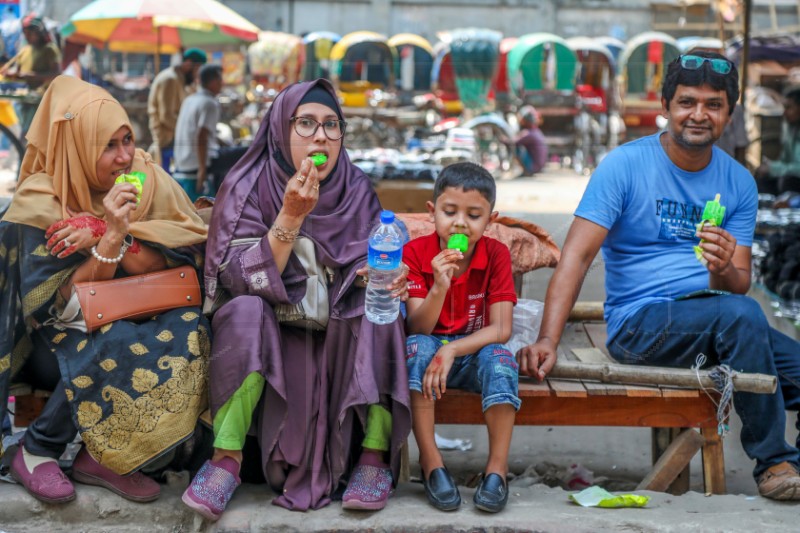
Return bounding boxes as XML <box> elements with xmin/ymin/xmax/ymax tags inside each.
<box><xmin>422</xmin><ymin>467</ymin><xmax>461</xmax><ymax>511</ymax></box>
<box><xmin>473</xmin><ymin>473</ymin><xmax>508</xmax><ymax>513</ymax></box>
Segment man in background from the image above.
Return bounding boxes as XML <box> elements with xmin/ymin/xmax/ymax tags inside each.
<box><xmin>147</xmin><ymin>48</ymin><xmax>207</xmax><ymax>172</ymax></box>
<box><xmin>0</xmin><ymin>15</ymin><xmax>60</xmax><ymax>134</ymax></box>
<box><xmin>514</xmin><ymin>105</ymin><xmax>548</xmax><ymax>176</ymax></box>
<box><xmin>755</xmin><ymin>85</ymin><xmax>800</xmax><ymax>195</ymax></box>
<box><xmin>173</xmin><ymin>64</ymin><xmax>246</xmax><ymax>200</ymax></box>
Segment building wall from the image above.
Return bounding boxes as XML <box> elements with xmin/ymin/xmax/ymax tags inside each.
<box><xmin>45</xmin><ymin>0</ymin><xmax>646</xmax><ymax>41</ymax></box>
<box><xmin>42</xmin><ymin>0</ymin><xmax>800</xmax><ymax>46</ymax></box>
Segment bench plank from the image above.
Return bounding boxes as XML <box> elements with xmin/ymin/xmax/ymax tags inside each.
<box><xmin>436</xmin><ymin>391</ymin><xmax>718</xmax><ymax>428</ymax></box>
<box><xmin>548</xmin><ymin>345</ymin><xmax>589</xmax><ymax>397</ymax></box>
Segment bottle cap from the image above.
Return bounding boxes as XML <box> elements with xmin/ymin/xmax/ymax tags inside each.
<box><xmin>380</xmin><ymin>210</ymin><xmax>395</xmax><ymax>224</ymax></box>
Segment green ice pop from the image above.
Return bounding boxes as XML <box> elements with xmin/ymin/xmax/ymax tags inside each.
<box><xmin>693</xmin><ymin>193</ymin><xmax>726</xmax><ymax>264</ymax></box>
<box><xmin>701</xmin><ymin>193</ymin><xmax>726</xmax><ymax>227</ymax></box>
<box><xmin>115</xmin><ymin>171</ymin><xmax>146</xmax><ymax>203</ymax></box>
<box><xmin>447</xmin><ymin>234</ymin><xmax>468</xmax><ymax>253</ymax></box>
<box><xmin>310</xmin><ymin>153</ymin><xmax>327</xmax><ymax>166</ymax></box>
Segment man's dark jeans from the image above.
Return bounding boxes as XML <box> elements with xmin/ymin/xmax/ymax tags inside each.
<box><xmin>607</xmin><ymin>294</ymin><xmax>800</xmax><ymax>479</ymax></box>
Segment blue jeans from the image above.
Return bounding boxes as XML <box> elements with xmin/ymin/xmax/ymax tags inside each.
<box><xmin>607</xmin><ymin>294</ymin><xmax>800</xmax><ymax>478</ymax></box>
<box><xmin>160</xmin><ymin>143</ymin><xmax>174</xmax><ymax>173</ymax></box>
<box><xmin>406</xmin><ymin>334</ymin><xmax>521</xmax><ymax>412</ymax></box>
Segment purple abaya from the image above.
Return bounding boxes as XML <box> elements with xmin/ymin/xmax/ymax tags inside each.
<box><xmin>204</xmin><ymin>80</ymin><xmax>411</xmax><ymax>511</ymax></box>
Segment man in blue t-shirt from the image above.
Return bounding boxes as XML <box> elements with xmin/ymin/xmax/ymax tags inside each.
<box><xmin>518</xmin><ymin>51</ymin><xmax>800</xmax><ymax>501</ymax></box>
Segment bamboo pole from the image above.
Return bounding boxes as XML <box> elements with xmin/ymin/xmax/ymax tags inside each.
<box><xmin>549</xmin><ymin>359</ymin><xmax>776</xmax><ymax>394</ymax></box>
<box><xmin>567</xmin><ymin>301</ymin><xmax>604</xmax><ymax>322</ymax></box>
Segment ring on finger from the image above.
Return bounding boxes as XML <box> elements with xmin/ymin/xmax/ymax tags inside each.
<box><xmin>296</xmin><ymin>175</ymin><xmax>306</xmax><ymax>183</ymax></box>
<box><xmin>63</xmin><ymin>239</ymin><xmax>71</xmax><ymax>247</ymax></box>
<box><xmin>312</xmin><ymin>183</ymin><xmax>320</xmax><ymax>191</ymax></box>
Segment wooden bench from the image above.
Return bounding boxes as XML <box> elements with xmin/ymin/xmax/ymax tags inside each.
<box><xmin>433</xmin><ymin>305</ymin><xmax>732</xmax><ymax>496</ymax></box>
<box><xmin>7</xmin><ymin>383</ymin><xmax>50</xmax><ymax>428</ymax></box>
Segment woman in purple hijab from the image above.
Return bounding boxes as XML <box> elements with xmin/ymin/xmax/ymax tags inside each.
<box><xmin>182</xmin><ymin>79</ymin><xmax>411</xmax><ymax>520</ymax></box>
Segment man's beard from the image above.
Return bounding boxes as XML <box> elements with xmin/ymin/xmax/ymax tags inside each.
<box><xmin>184</xmin><ymin>71</ymin><xmax>194</xmax><ymax>85</ymax></box>
<box><xmin>671</xmin><ymin>125</ymin><xmax>716</xmax><ymax>149</ymax></box>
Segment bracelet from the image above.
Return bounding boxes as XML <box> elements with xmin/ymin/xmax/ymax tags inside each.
<box><xmin>91</xmin><ymin>235</ymin><xmax>133</xmax><ymax>264</ymax></box>
<box><xmin>270</xmin><ymin>224</ymin><xmax>300</xmax><ymax>243</ymax></box>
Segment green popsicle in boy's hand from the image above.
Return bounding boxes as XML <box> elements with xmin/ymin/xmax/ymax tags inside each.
<box><xmin>114</xmin><ymin>171</ymin><xmax>147</xmax><ymax>203</ymax></box>
<box><xmin>447</xmin><ymin>234</ymin><xmax>468</xmax><ymax>253</ymax></box>
<box><xmin>693</xmin><ymin>193</ymin><xmax>726</xmax><ymax>265</ymax></box>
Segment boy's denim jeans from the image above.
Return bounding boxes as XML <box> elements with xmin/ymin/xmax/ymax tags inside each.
<box><xmin>406</xmin><ymin>334</ymin><xmax>521</xmax><ymax>412</ymax></box>
<box><xmin>607</xmin><ymin>294</ymin><xmax>800</xmax><ymax>479</ymax></box>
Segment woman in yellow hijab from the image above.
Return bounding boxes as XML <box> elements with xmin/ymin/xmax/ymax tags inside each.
<box><xmin>0</xmin><ymin>76</ymin><xmax>209</xmax><ymax>505</ymax></box>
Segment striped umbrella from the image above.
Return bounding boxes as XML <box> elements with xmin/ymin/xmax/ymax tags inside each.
<box><xmin>61</xmin><ymin>0</ymin><xmax>260</xmax><ymax>54</ymax></box>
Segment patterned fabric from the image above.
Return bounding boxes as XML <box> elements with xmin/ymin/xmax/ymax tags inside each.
<box><xmin>0</xmin><ymin>222</ymin><xmax>210</xmax><ymax>475</ymax></box>
<box><xmin>342</xmin><ymin>464</ymin><xmax>393</xmax><ymax>506</ymax></box>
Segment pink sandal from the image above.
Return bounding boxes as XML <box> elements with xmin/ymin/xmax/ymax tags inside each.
<box><xmin>182</xmin><ymin>457</ymin><xmax>241</xmax><ymax>521</ymax></box>
<box><xmin>342</xmin><ymin>455</ymin><xmax>393</xmax><ymax>511</ymax></box>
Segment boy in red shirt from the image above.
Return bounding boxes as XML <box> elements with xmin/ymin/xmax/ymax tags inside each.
<box><xmin>404</xmin><ymin>162</ymin><xmax>519</xmax><ymax>513</ymax></box>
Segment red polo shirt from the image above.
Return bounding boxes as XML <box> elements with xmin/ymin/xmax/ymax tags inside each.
<box><xmin>404</xmin><ymin>232</ymin><xmax>517</xmax><ymax>335</ymax></box>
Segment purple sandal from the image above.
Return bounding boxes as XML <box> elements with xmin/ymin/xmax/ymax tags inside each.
<box><xmin>342</xmin><ymin>463</ymin><xmax>393</xmax><ymax>511</ymax></box>
<box><xmin>182</xmin><ymin>457</ymin><xmax>241</xmax><ymax>521</ymax></box>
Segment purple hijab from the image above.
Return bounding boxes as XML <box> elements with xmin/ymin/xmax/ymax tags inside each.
<box><xmin>205</xmin><ymin>79</ymin><xmax>381</xmax><ymax>296</ymax></box>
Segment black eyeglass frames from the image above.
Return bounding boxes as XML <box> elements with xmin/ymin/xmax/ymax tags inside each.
<box><xmin>290</xmin><ymin>117</ymin><xmax>347</xmax><ymax>140</ymax></box>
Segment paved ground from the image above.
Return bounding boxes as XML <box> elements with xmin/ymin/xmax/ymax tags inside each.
<box><xmin>2</xmin><ymin>165</ymin><xmax>800</xmax><ymax>531</ymax></box>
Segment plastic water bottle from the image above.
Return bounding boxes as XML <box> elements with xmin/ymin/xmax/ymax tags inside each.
<box><xmin>365</xmin><ymin>210</ymin><xmax>404</xmax><ymax>324</ymax></box>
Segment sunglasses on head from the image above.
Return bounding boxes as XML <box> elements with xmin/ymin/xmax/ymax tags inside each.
<box><xmin>679</xmin><ymin>55</ymin><xmax>733</xmax><ymax>75</ymax></box>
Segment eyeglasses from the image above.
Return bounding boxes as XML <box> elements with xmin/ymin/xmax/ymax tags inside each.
<box><xmin>679</xmin><ymin>55</ymin><xmax>733</xmax><ymax>75</ymax></box>
<box><xmin>290</xmin><ymin>116</ymin><xmax>347</xmax><ymax>140</ymax></box>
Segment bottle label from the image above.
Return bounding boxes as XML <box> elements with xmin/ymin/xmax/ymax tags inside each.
<box><xmin>368</xmin><ymin>246</ymin><xmax>402</xmax><ymax>270</ymax></box>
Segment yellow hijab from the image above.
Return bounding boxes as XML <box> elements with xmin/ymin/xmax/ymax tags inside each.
<box><xmin>4</xmin><ymin>75</ymin><xmax>207</xmax><ymax>248</ymax></box>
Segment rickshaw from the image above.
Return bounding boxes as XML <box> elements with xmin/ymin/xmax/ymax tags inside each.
<box><xmin>301</xmin><ymin>31</ymin><xmax>340</xmax><ymax>81</ymax></box>
<box><xmin>677</xmin><ymin>36</ymin><xmax>724</xmax><ymax>53</ymax></box>
<box><xmin>447</xmin><ymin>28</ymin><xmax>502</xmax><ymax>112</ymax></box>
<box><xmin>566</xmin><ymin>36</ymin><xmax>622</xmax><ymax>169</ymax></box>
<box><xmin>330</xmin><ymin>31</ymin><xmax>395</xmax><ymax>108</ymax></box>
<box><xmin>439</xmin><ymin>29</ymin><xmax>511</xmax><ymax>176</ymax></box>
<box><xmin>247</xmin><ymin>31</ymin><xmax>304</xmax><ymax>91</ymax></box>
<box><xmin>388</xmin><ymin>33</ymin><xmax>433</xmax><ymax>103</ymax></box>
<box><xmin>430</xmin><ymin>40</ymin><xmax>462</xmax><ymax>116</ymax></box>
<box><xmin>618</xmin><ymin>31</ymin><xmax>680</xmax><ymax>141</ymax></box>
<box><xmin>594</xmin><ymin>36</ymin><xmax>626</xmax><ymax>64</ymax></box>
<box><xmin>492</xmin><ymin>37</ymin><xmax>518</xmax><ymax>115</ymax></box>
<box><xmin>507</xmin><ymin>32</ymin><xmax>580</xmax><ymax>165</ymax></box>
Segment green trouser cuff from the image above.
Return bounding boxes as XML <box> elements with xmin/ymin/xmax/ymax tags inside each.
<box><xmin>361</xmin><ymin>404</ymin><xmax>392</xmax><ymax>452</ymax></box>
<box><xmin>212</xmin><ymin>372</ymin><xmax>265</xmax><ymax>450</ymax></box>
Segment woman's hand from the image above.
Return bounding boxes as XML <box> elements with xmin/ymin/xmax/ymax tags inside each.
<box><xmin>355</xmin><ymin>263</ymin><xmax>410</xmax><ymax>301</ymax></box>
<box><xmin>103</xmin><ymin>183</ymin><xmax>138</xmax><ymax>237</ymax></box>
<box><xmin>280</xmin><ymin>158</ymin><xmax>320</xmax><ymax>221</ymax></box>
<box><xmin>45</xmin><ymin>208</ymin><xmax>108</xmax><ymax>259</ymax></box>
<box><xmin>390</xmin><ymin>263</ymin><xmax>410</xmax><ymax>301</ymax></box>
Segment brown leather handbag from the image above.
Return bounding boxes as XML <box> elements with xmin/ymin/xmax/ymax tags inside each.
<box><xmin>75</xmin><ymin>265</ymin><xmax>201</xmax><ymax>332</ymax></box>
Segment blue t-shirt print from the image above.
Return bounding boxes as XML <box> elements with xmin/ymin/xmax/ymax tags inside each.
<box><xmin>656</xmin><ymin>197</ymin><xmax>706</xmax><ymax>241</ymax></box>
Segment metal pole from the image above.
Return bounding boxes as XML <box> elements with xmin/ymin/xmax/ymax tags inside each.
<box><xmin>740</xmin><ymin>0</ymin><xmax>752</xmax><ymax>112</ymax></box>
